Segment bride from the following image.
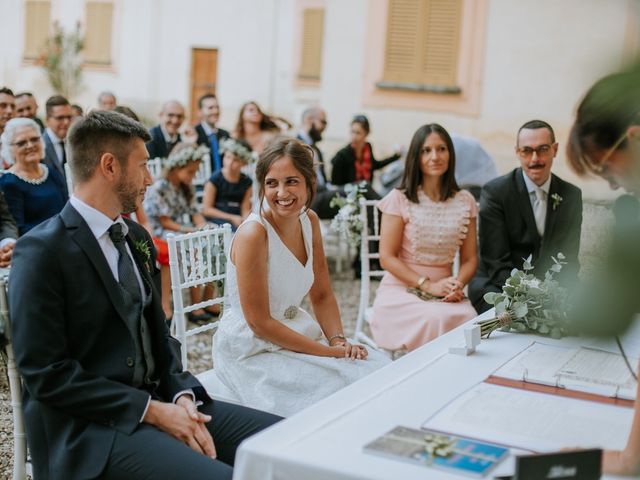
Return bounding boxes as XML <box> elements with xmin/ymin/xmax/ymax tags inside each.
<box><xmin>214</xmin><ymin>137</ymin><xmax>390</xmax><ymax>416</ymax></box>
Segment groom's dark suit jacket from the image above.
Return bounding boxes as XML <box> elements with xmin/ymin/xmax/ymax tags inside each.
<box><xmin>9</xmin><ymin>204</ymin><xmax>210</xmax><ymax>479</ymax></box>
<box><xmin>469</xmin><ymin>168</ymin><xmax>583</xmax><ymax>313</ymax></box>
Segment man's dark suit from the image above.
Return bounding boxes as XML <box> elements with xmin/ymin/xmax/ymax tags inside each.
<box><xmin>296</xmin><ymin>133</ymin><xmax>338</xmax><ymax>219</ymax></box>
<box><xmin>146</xmin><ymin>125</ymin><xmax>181</xmax><ymax>159</ymax></box>
<box><xmin>42</xmin><ymin>131</ymin><xmax>69</xmax><ymax>198</ymax></box>
<box><xmin>195</xmin><ymin>123</ymin><xmax>230</xmax><ymax>173</ymax></box>
<box><xmin>9</xmin><ymin>204</ymin><xmax>278</xmax><ymax>479</ymax></box>
<box><xmin>469</xmin><ymin>168</ymin><xmax>583</xmax><ymax>313</ymax></box>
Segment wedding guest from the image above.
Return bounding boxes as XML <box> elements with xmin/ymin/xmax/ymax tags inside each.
<box><xmin>566</xmin><ymin>65</ymin><xmax>640</xmax><ymax>477</ymax></box>
<box><xmin>202</xmin><ymin>138</ymin><xmax>253</xmax><ymax>230</ymax></box>
<box><xmin>43</xmin><ymin>95</ymin><xmax>72</xmax><ymax>197</ymax></box>
<box><xmin>9</xmin><ymin>110</ymin><xmax>279</xmax><ymax>480</ymax></box>
<box><xmin>143</xmin><ymin>142</ymin><xmax>211</xmax><ymax>320</ymax></box>
<box><xmin>195</xmin><ymin>93</ymin><xmax>230</xmax><ymax>173</ymax></box>
<box><xmin>146</xmin><ymin>100</ymin><xmax>185</xmax><ymax>159</ymax></box>
<box><xmin>330</xmin><ymin>114</ymin><xmax>402</xmax><ymax>196</ymax></box>
<box><xmin>97</xmin><ymin>90</ymin><xmax>117</xmax><ymax>110</ymax></box>
<box><xmin>233</xmin><ymin>101</ymin><xmax>280</xmax><ymax>154</ymax></box>
<box><xmin>369</xmin><ymin>124</ymin><xmax>478</xmax><ymax>351</ymax></box>
<box><xmin>114</xmin><ymin>105</ymin><xmax>139</xmax><ymax>121</ymax></box>
<box><xmin>71</xmin><ymin>103</ymin><xmax>84</xmax><ymax>121</ymax></box>
<box><xmin>214</xmin><ymin>138</ymin><xmax>390</xmax><ymax>417</ymax></box>
<box><xmin>14</xmin><ymin>91</ymin><xmax>44</xmax><ymax>131</ymax></box>
<box><xmin>0</xmin><ymin>87</ymin><xmax>15</xmax><ymax>168</ymax></box>
<box><xmin>0</xmin><ymin>118</ymin><xmax>66</xmax><ymax>235</ymax></box>
<box><xmin>297</xmin><ymin>106</ymin><xmax>340</xmax><ymax>219</ymax></box>
<box><xmin>468</xmin><ymin>120</ymin><xmax>583</xmax><ymax>313</ymax></box>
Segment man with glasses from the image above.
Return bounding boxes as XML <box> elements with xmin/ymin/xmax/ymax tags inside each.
<box><xmin>43</xmin><ymin>95</ymin><xmax>73</xmax><ymax>198</ymax></box>
<box><xmin>146</xmin><ymin>100</ymin><xmax>185</xmax><ymax>160</ymax></box>
<box><xmin>469</xmin><ymin>120</ymin><xmax>582</xmax><ymax>313</ymax></box>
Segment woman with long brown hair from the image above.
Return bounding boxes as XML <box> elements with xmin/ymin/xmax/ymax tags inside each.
<box><xmin>233</xmin><ymin>101</ymin><xmax>281</xmax><ymax>154</ymax></box>
<box><xmin>370</xmin><ymin>123</ymin><xmax>478</xmax><ymax>351</ymax></box>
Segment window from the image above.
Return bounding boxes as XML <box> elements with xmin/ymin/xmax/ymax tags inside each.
<box><xmin>380</xmin><ymin>0</ymin><xmax>462</xmax><ymax>92</ymax></box>
<box><xmin>298</xmin><ymin>8</ymin><xmax>325</xmax><ymax>80</ymax></box>
<box><xmin>84</xmin><ymin>1</ymin><xmax>113</xmax><ymax>65</ymax></box>
<box><xmin>23</xmin><ymin>0</ymin><xmax>51</xmax><ymax>60</ymax></box>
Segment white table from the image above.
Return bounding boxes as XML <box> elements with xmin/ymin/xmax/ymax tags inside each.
<box><xmin>233</xmin><ymin>311</ymin><xmax>637</xmax><ymax>480</ymax></box>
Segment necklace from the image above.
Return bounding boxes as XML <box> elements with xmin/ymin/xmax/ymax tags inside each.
<box><xmin>10</xmin><ymin>164</ymin><xmax>49</xmax><ymax>185</ymax></box>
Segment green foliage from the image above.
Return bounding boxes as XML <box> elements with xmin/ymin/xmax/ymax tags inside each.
<box><xmin>41</xmin><ymin>22</ymin><xmax>84</xmax><ymax>98</ymax></box>
<box><xmin>477</xmin><ymin>253</ymin><xmax>571</xmax><ymax>338</ymax></box>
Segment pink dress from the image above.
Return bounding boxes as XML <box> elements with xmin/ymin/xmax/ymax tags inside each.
<box><xmin>370</xmin><ymin>189</ymin><xmax>478</xmax><ymax>351</ymax></box>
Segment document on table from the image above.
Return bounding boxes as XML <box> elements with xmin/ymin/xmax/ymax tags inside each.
<box><xmin>492</xmin><ymin>342</ymin><xmax>637</xmax><ymax>400</ymax></box>
<box><xmin>422</xmin><ymin>383</ymin><xmax>632</xmax><ymax>453</ymax></box>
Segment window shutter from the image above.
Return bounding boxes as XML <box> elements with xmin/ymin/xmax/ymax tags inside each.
<box><xmin>84</xmin><ymin>2</ymin><xmax>113</xmax><ymax>64</ymax></box>
<box><xmin>383</xmin><ymin>0</ymin><xmax>461</xmax><ymax>88</ymax></box>
<box><xmin>24</xmin><ymin>0</ymin><xmax>51</xmax><ymax>59</ymax></box>
<box><xmin>298</xmin><ymin>8</ymin><xmax>325</xmax><ymax>80</ymax></box>
<box><xmin>421</xmin><ymin>0</ymin><xmax>461</xmax><ymax>86</ymax></box>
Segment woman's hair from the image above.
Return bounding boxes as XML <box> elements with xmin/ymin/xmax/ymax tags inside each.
<box><xmin>0</xmin><ymin>117</ymin><xmax>44</xmax><ymax>165</ymax></box>
<box><xmin>351</xmin><ymin>114</ymin><xmax>370</xmax><ymax>134</ymax></box>
<box><xmin>567</xmin><ymin>65</ymin><xmax>640</xmax><ymax>176</ymax></box>
<box><xmin>234</xmin><ymin>101</ymin><xmax>280</xmax><ymax>139</ymax></box>
<box><xmin>399</xmin><ymin>123</ymin><xmax>459</xmax><ymax>203</ymax></box>
<box><xmin>164</xmin><ymin>142</ymin><xmax>208</xmax><ymax>204</ymax></box>
<box><xmin>254</xmin><ymin>137</ymin><xmax>316</xmax><ymax>213</ymax></box>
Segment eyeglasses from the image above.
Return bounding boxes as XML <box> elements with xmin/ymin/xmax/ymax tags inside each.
<box><xmin>517</xmin><ymin>144</ymin><xmax>554</xmax><ymax>159</ymax></box>
<box><xmin>590</xmin><ymin>131</ymin><xmax>628</xmax><ymax>174</ymax></box>
<box><xmin>51</xmin><ymin>115</ymin><xmax>73</xmax><ymax>122</ymax></box>
<box><xmin>11</xmin><ymin>136</ymin><xmax>41</xmax><ymax>148</ymax></box>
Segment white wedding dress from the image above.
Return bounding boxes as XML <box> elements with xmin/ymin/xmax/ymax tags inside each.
<box><xmin>214</xmin><ymin>212</ymin><xmax>390</xmax><ymax>417</ymax></box>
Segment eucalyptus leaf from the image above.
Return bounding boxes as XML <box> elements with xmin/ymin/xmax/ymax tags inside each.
<box><xmin>512</xmin><ymin>302</ymin><xmax>528</xmax><ymax>318</ymax></box>
<box><xmin>484</xmin><ymin>292</ymin><xmax>499</xmax><ymax>304</ymax></box>
<box><xmin>538</xmin><ymin>324</ymin><xmax>550</xmax><ymax>334</ymax></box>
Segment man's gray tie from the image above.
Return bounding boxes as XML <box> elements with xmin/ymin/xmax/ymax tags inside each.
<box><xmin>533</xmin><ymin>187</ymin><xmax>547</xmax><ymax>237</ymax></box>
<box><xmin>108</xmin><ymin>223</ymin><xmax>141</xmax><ymax>307</ymax></box>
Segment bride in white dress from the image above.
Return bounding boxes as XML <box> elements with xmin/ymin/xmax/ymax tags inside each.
<box><xmin>214</xmin><ymin>138</ymin><xmax>390</xmax><ymax>417</ymax></box>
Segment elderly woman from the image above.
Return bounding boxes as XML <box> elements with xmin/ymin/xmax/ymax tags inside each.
<box><xmin>0</xmin><ymin>118</ymin><xmax>66</xmax><ymax>235</ymax></box>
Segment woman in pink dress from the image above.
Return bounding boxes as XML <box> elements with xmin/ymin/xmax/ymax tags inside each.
<box><xmin>370</xmin><ymin>123</ymin><xmax>478</xmax><ymax>351</ymax></box>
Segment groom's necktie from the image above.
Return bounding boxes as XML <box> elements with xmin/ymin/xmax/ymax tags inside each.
<box><xmin>533</xmin><ymin>187</ymin><xmax>547</xmax><ymax>237</ymax></box>
<box><xmin>108</xmin><ymin>223</ymin><xmax>141</xmax><ymax>308</ymax></box>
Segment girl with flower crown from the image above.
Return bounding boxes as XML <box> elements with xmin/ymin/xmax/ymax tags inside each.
<box><xmin>202</xmin><ymin>138</ymin><xmax>254</xmax><ymax>230</ymax></box>
<box><xmin>143</xmin><ymin>142</ymin><xmax>212</xmax><ymax>320</ymax></box>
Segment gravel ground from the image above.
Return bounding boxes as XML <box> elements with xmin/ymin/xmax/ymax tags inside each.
<box><xmin>0</xmin><ymin>201</ymin><xmax>613</xmax><ymax>479</ymax></box>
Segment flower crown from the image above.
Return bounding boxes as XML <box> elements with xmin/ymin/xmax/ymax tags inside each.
<box><xmin>219</xmin><ymin>138</ymin><xmax>255</xmax><ymax>164</ymax></box>
<box><xmin>165</xmin><ymin>144</ymin><xmax>210</xmax><ymax>170</ymax></box>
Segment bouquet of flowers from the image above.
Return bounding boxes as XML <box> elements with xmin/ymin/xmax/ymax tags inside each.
<box><xmin>329</xmin><ymin>182</ymin><xmax>368</xmax><ymax>248</ymax></box>
<box><xmin>476</xmin><ymin>253</ymin><xmax>571</xmax><ymax>339</ymax></box>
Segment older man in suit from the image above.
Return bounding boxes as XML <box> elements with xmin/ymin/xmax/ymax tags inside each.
<box><xmin>10</xmin><ymin>110</ymin><xmax>280</xmax><ymax>480</ymax></box>
<box><xmin>469</xmin><ymin>120</ymin><xmax>583</xmax><ymax>313</ymax></box>
<box><xmin>195</xmin><ymin>93</ymin><xmax>230</xmax><ymax>174</ymax></box>
<box><xmin>146</xmin><ymin>100</ymin><xmax>185</xmax><ymax>159</ymax></box>
<box><xmin>42</xmin><ymin>95</ymin><xmax>72</xmax><ymax>198</ymax></box>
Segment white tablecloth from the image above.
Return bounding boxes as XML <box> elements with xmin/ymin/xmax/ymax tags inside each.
<box><xmin>233</xmin><ymin>311</ymin><xmax>637</xmax><ymax>480</ymax></box>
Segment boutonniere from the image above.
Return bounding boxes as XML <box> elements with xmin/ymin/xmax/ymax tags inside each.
<box><xmin>551</xmin><ymin>193</ymin><xmax>563</xmax><ymax>210</ymax></box>
<box><xmin>134</xmin><ymin>239</ymin><xmax>153</xmax><ymax>273</ymax></box>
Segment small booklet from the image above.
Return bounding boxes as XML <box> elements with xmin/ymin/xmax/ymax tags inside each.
<box><xmin>364</xmin><ymin>426</ymin><xmax>509</xmax><ymax>477</ymax></box>
<box><xmin>491</xmin><ymin>342</ymin><xmax>637</xmax><ymax>402</ymax></box>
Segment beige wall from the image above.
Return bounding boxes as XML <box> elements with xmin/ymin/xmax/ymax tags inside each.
<box><xmin>1</xmin><ymin>0</ymin><xmax>637</xmax><ymax>198</ymax></box>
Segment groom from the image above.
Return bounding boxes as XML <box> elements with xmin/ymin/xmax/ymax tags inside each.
<box><xmin>9</xmin><ymin>110</ymin><xmax>280</xmax><ymax>480</ymax></box>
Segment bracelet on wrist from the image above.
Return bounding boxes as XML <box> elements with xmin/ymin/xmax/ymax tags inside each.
<box><xmin>328</xmin><ymin>333</ymin><xmax>346</xmax><ymax>345</ymax></box>
<box><xmin>416</xmin><ymin>276</ymin><xmax>430</xmax><ymax>290</ymax></box>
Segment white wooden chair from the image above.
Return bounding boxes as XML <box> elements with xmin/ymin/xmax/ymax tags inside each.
<box><xmin>147</xmin><ymin>157</ymin><xmax>163</xmax><ymax>180</ymax></box>
<box><xmin>354</xmin><ymin>198</ymin><xmax>385</xmax><ymax>350</ymax></box>
<box><xmin>1</xmin><ymin>275</ymin><xmax>29</xmax><ymax>480</ymax></box>
<box><xmin>167</xmin><ymin>224</ymin><xmax>239</xmax><ymax>402</ymax></box>
<box><xmin>64</xmin><ymin>162</ymin><xmax>73</xmax><ymax>195</ymax></box>
<box><xmin>193</xmin><ymin>154</ymin><xmax>212</xmax><ymax>205</ymax></box>
<box><xmin>320</xmin><ymin>219</ymin><xmax>349</xmax><ymax>274</ymax></box>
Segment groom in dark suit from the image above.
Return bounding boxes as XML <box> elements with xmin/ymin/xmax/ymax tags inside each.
<box><xmin>469</xmin><ymin>120</ymin><xmax>583</xmax><ymax>313</ymax></box>
<box><xmin>9</xmin><ymin>110</ymin><xmax>279</xmax><ymax>480</ymax></box>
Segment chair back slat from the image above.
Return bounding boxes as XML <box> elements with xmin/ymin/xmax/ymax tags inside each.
<box><xmin>354</xmin><ymin>199</ymin><xmax>384</xmax><ymax>348</ymax></box>
<box><xmin>168</xmin><ymin>224</ymin><xmax>231</xmax><ymax>370</ymax></box>
<box><xmin>1</xmin><ymin>276</ymin><xmax>28</xmax><ymax>480</ymax></box>
<box><xmin>147</xmin><ymin>158</ymin><xmax>163</xmax><ymax>180</ymax></box>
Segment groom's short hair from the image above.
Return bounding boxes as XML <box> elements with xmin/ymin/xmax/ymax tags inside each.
<box><xmin>67</xmin><ymin>110</ymin><xmax>150</xmax><ymax>184</ymax></box>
